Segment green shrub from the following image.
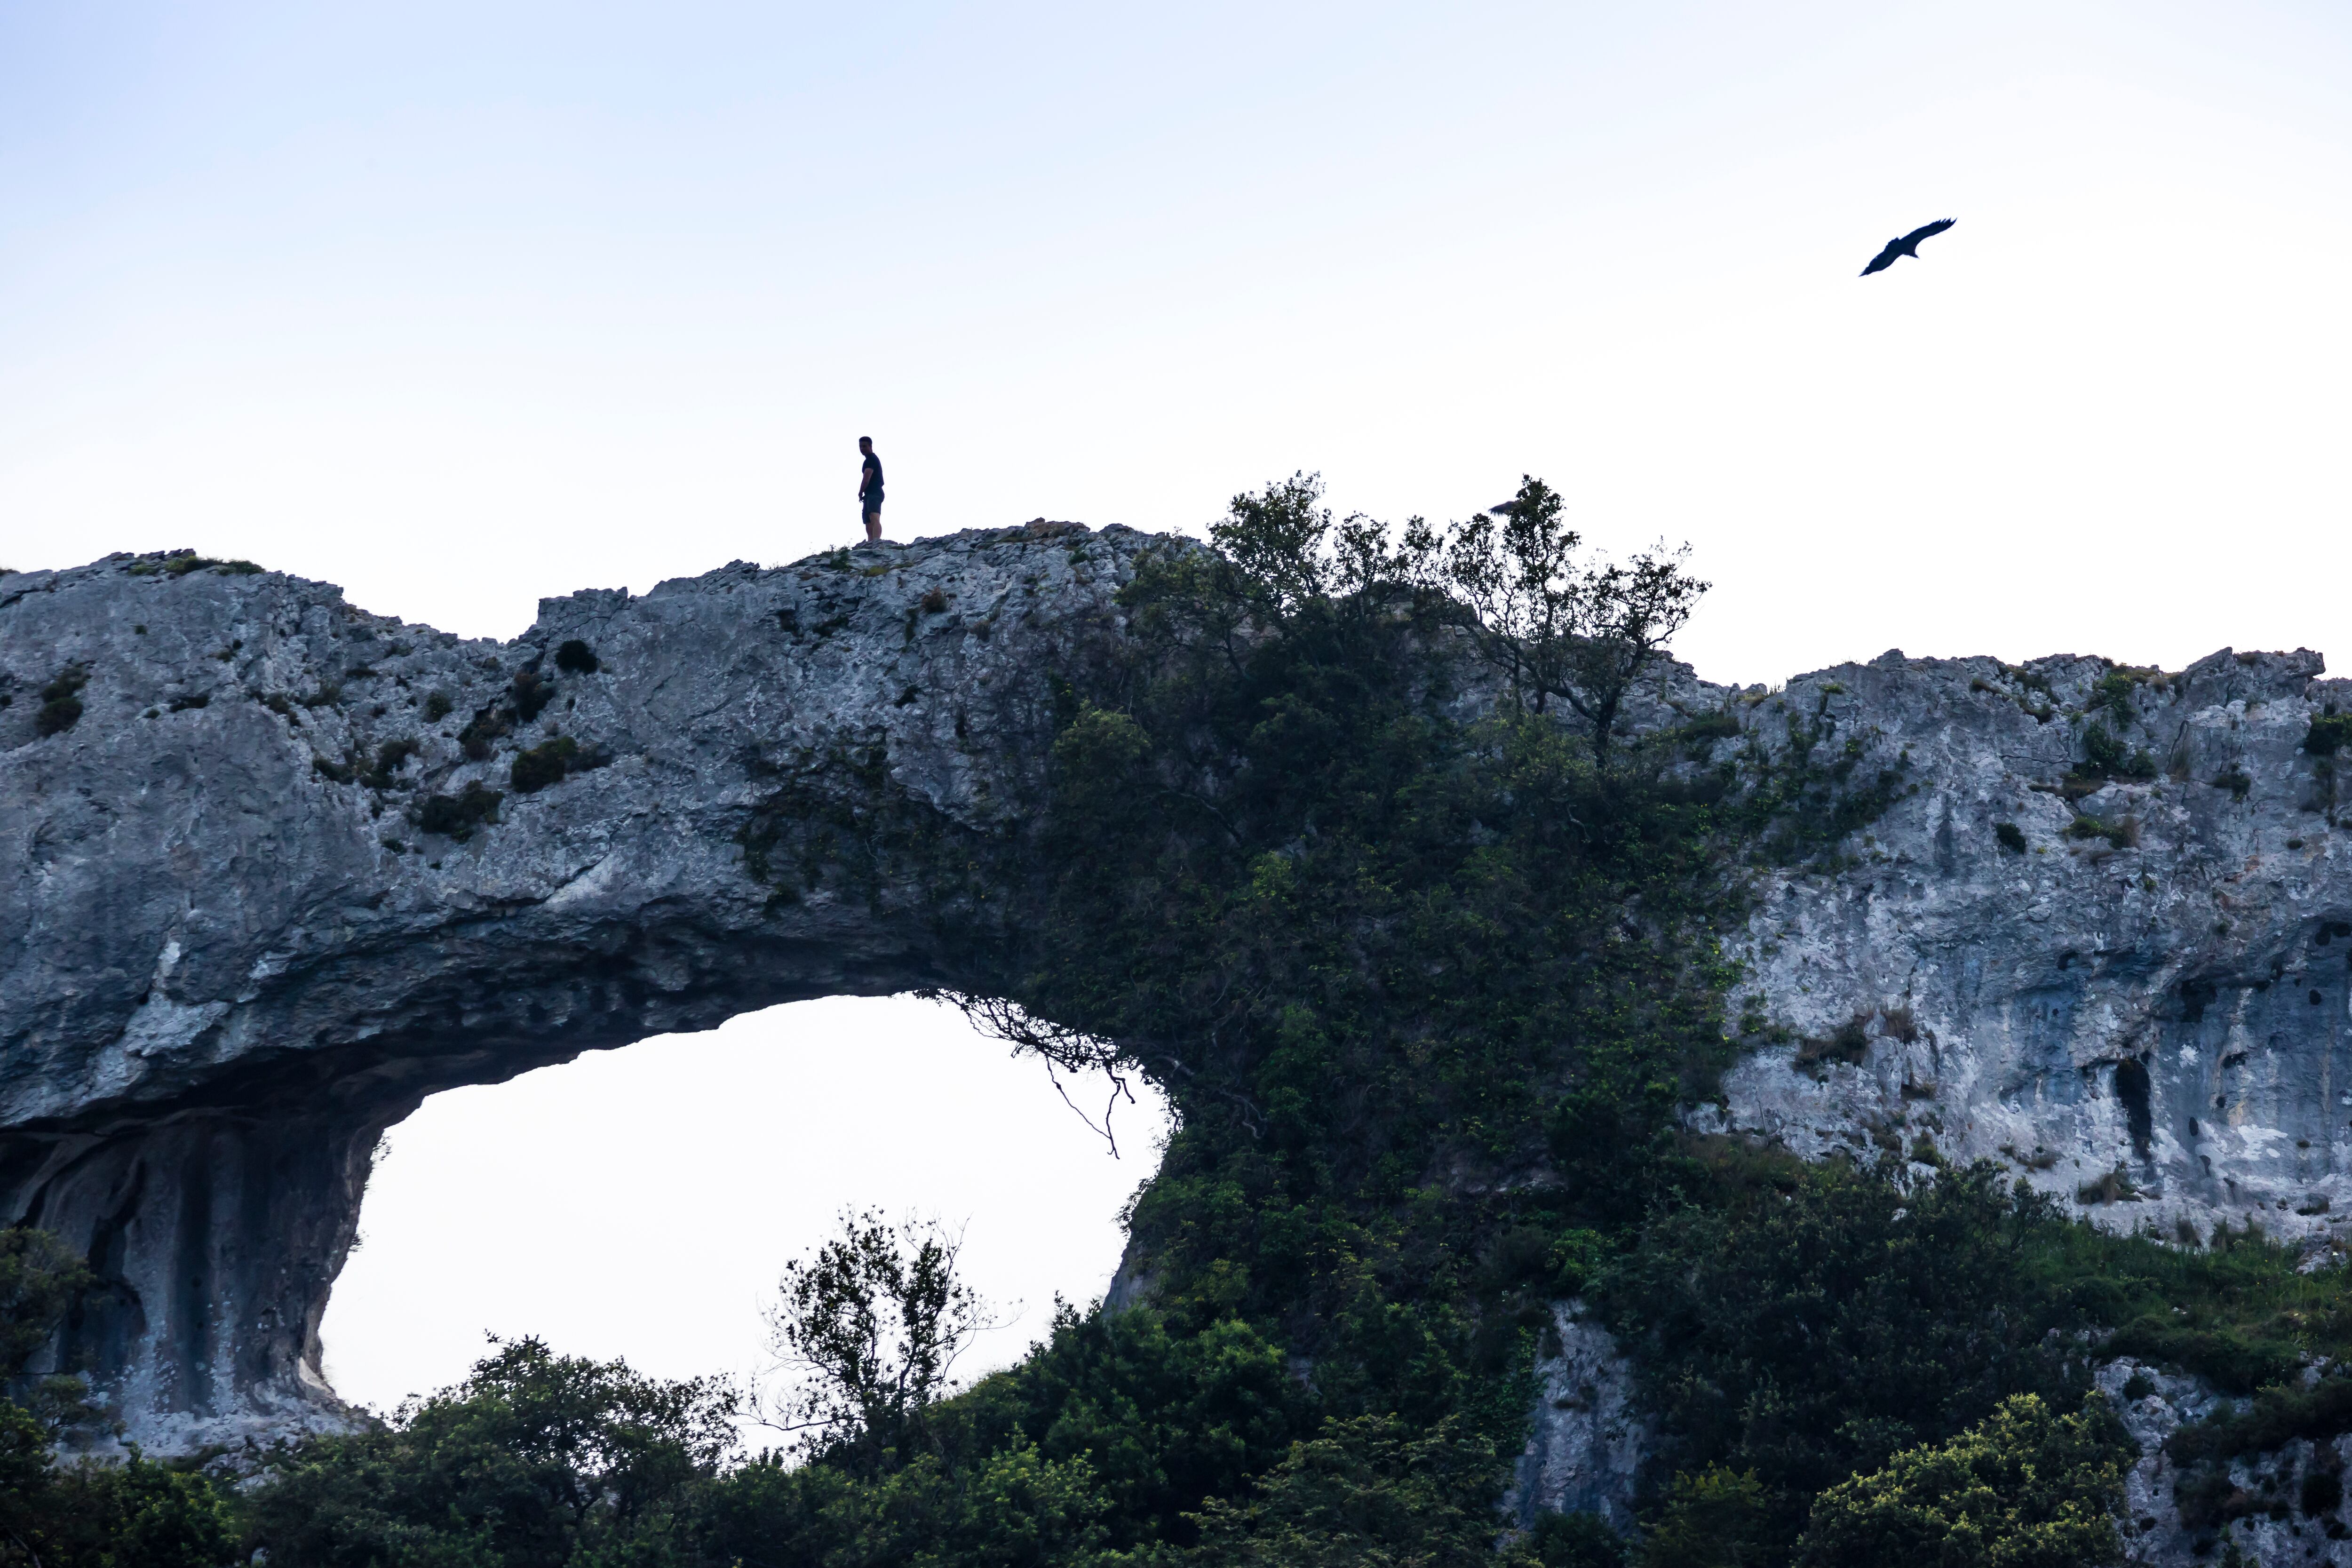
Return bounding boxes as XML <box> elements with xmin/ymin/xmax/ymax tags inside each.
<box><xmin>1794</xmin><ymin>1012</ymin><xmax>1872</xmax><ymax>1068</ymax></box>
<box><xmin>363</xmin><ymin>737</ymin><xmax>420</xmax><ymax>788</ymax></box>
<box><xmin>511</xmin><ymin>736</ymin><xmax>576</xmax><ymax>794</ymax></box>
<box><xmin>554</xmin><ymin>638</ymin><xmax>600</xmax><ymax>674</ymax></box>
<box><xmin>2211</xmin><ymin>767</ymin><xmax>2253</xmax><ymax>800</ymax></box>
<box><xmin>1639</xmin><ymin>1465</ymin><xmax>1773</xmax><ymax>1567</ymax></box>
<box><xmin>2074</xmin><ymin>723</ymin><xmax>2156</xmax><ymax>784</ymax></box>
<box><xmin>416</xmin><ymin>782</ymin><xmax>503</xmax><ymax>839</ymax></box>
<box><xmin>2304</xmin><ymin>714</ymin><xmax>2352</xmax><ymax>756</ymax></box>
<box><xmin>2085</xmin><ymin>667</ymin><xmax>2165</xmax><ymax>718</ymax></box>
<box><xmin>1527</xmin><ymin>1509</ymin><xmax>1629</xmax><ymax>1567</ymax></box>
<box><xmin>511</xmin><ymin>669</ymin><xmax>555</xmax><ymax>721</ymax></box>
<box><xmin>1677</xmin><ymin>711</ymin><xmax>1742</xmax><ymax>745</ymax></box>
<box><xmin>140</xmin><ymin>551</ymin><xmax>257</xmax><ymax>577</ymax></box>
<box><xmin>1186</xmin><ymin>1414</ymin><xmax>1518</xmax><ymax>1567</ymax></box>
<box><xmin>1792</xmin><ymin>1395</ymin><xmax>2131</xmax><ymax>1568</ymax></box>
<box><xmin>511</xmin><ymin>735</ymin><xmax>612</xmax><ymax>794</ymax></box>
<box><xmin>2080</xmin><ymin>722</ymin><xmax>2129</xmax><ymax>775</ymax></box>
<box><xmin>0</xmin><ymin>1225</ymin><xmax>235</xmax><ymax>1566</ymax></box>
<box><xmin>1994</xmin><ymin>821</ymin><xmax>2027</xmax><ymax>854</ymax></box>
<box><xmin>33</xmin><ymin>666</ymin><xmax>86</xmax><ymax>737</ymax></box>
<box><xmin>2103</xmin><ymin>1313</ymin><xmax>2299</xmax><ymax>1398</ymax></box>
<box><xmin>2064</xmin><ymin>814</ymin><xmax>2138</xmax><ymax>850</ymax></box>
<box><xmin>2076</xmin><ymin>1165</ymin><xmax>2138</xmax><ymax>1204</ymax></box>
<box><xmin>2167</xmin><ymin>1375</ymin><xmax>2352</xmax><ymax>1469</ymax></box>
<box><xmin>424</xmin><ymin>690</ymin><xmax>454</xmax><ymax>722</ymax></box>
<box><xmin>458</xmin><ymin>707</ymin><xmax>511</xmax><ymax>760</ymax></box>
<box><xmin>21</xmin><ymin>1455</ymin><xmax>237</xmax><ymax>1568</ymax></box>
<box><xmin>0</xmin><ymin>1228</ymin><xmax>92</xmax><ymax>1373</ymax></box>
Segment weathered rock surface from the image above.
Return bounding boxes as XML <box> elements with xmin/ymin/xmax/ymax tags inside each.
<box><xmin>0</xmin><ymin>527</ymin><xmax>1131</xmax><ymax>1451</ymax></box>
<box><xmin>4</xmin><ymin>533</ymin><xmax>2351</xmax><ymax>1496</ymax></box>
<box><xmin>1702</xmin><ymin>646</ymin><xmax>2352</xmax><ymax>1252</ymax></box>
<box><xmin>1503</xmin><ymin>1302</ymin><xmax>1650</xmax><ymax>1534</ymax></box>
<box><xmin>2092</xmin><ymin>1356</ymin><xmax>2322</xmax><ymax>1567</ymax></box>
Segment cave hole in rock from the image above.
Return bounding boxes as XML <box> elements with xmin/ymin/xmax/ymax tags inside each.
<box><xmin>318</xmin><ymin>995</ymin><xmax>1169</xmax><ymax>1421</ymax></box>
<box><xmin>2114</xmin><ymin>1057</ymin><xmax>2153</xmax><ymax>1159</ymax></box>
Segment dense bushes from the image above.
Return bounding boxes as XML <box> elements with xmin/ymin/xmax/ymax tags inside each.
<box><xmin>242</xmin><ymin>1339</ymin><xmax>735</xmax><ymax>1567</ymax></box>
<box><xmin>1792</xmin><ymin>1395</ymin><xmax>2132</xmax><ymax>1568</ymax></box>
<box><xmin>1590</xmin><ymin>1161</ymin><xmax>2099</xmax><ymax>1560</ymax></box>
<box><xmin>238</xmin><ymin>1312</ymin><xmax>1304</xmax><ymax>1566</ymax></box>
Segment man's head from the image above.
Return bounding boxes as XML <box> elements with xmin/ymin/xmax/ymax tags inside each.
<box><xmin>858</xmin><ymin>436</ymin><xmax>873</xmax><ymax>453</ymax></box>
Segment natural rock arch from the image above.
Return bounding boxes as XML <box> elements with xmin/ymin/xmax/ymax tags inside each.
<box><xmin>4</xmin><ymin>531</ymin><xmax>2351</xmax><ymax>1455</ymax></box>
<box><xmin>0</xmin><ymin>526</ymin><xmax>1123</xmax><ymax>1451</ymax></box>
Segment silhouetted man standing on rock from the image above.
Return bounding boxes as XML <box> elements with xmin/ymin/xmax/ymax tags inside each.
<box><xmin>858</xmin><ymin>436</ymin><xmax>884</xmax><ymax>543</ymax></box>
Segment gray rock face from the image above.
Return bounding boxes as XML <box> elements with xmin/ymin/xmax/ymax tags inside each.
<box><xmin>3</xmin><ymin>534</ymin><xmax>2350</xmax><ymax>1475</ymax></box>
<box><xmin>0</xmin><ymin>526</ymin><xmax>1130</xmax><ymax>1450</ymax></box>
<box><xmin>1698</xmin><ymin>646</ymin><xmax>2352</xmax><ymax>1250</ymax></box>
<box><xmin>2091</xmin><ymin>1354</ymin><xmax>2352</xmax><ymax>1565</ymax></box>
<box><xmin>1503</xmin><ymin>1302</ymin><xmax>1649</xmax><ymax>1533</ymax></box>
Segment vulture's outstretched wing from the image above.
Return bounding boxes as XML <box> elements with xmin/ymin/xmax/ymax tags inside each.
<box><xmin>1859</xmin><ymin>217</ymin><xmax>1956</xmax><ymax>276</ymax></box>
<box><xmin>1859</xmin><ymin>240</ymin><xmax>1904</xmax><ymax>277</ymax></box>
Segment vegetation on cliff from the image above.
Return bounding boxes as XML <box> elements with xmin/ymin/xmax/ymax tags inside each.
<box><xmin>8</xmin><ymin>480</ymin><xmax>2352</xmax><ymax>1563</ymax></box>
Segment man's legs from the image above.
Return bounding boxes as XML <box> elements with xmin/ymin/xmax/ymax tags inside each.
<box><xmin>864</xmin><ymin>506</ymin><xmax>882</xmax><ymax>543</ymax></box>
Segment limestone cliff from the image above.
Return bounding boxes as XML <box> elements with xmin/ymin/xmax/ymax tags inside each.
<box><xmin>1709</xmin><ymin>645</ymin><xmax>2352</xmax><ymax>1243</ymax></box>
<box><xmin>0</xmin><ymin>525</ymin><xmax>1128</xmax><ymax>1451</ymax></box>
<box><xmin>2</xmin><ymin>531</ymin><xmax>2348</xmax><ymax>1467</ymax></box>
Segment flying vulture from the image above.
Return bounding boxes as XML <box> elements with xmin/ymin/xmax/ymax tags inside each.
<box><xmin>1859</xmin><ymin>218</ymin><xmax>1955</xmax><ymax>277</ymax></box>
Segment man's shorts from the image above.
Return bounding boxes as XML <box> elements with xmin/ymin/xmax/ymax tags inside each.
<box><xmin>862</xmin><ymin>498</ymin><xmax>883</xmax><ymax>521</ymax></box>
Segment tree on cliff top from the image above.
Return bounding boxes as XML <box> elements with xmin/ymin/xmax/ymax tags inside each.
<box><xmin>1184</xmin><ymin>470</ymin><xmax>1709</xmax><ymax>762</ymax></box>
<box><xmin>1407</xmin><ymin>474</ymin><xmax>1708</xmax><ymax>760</ymax></box>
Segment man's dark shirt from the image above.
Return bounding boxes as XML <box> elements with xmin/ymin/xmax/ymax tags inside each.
<box><xmin>861</xmin><ymin>451</ymin><xmax>884</xmax><ymax>508</ymax></box>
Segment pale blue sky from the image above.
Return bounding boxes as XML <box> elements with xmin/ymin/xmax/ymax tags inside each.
<box><xmin>4</xmin><ymin>2</ymin><xmax>2350</xmax><ymax>1414</ymax></box>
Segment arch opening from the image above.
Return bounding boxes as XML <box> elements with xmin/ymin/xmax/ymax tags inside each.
<box><xmin>319</xmin><ymin>995</ymin><xmax>1169</xmax><ymax>1421</ymax></box>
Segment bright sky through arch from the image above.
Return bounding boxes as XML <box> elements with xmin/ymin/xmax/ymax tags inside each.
<box><xmin>3</xmin><ymin>0</ymin><xmax>2348</xmax><ymax>1410</ymax></box>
